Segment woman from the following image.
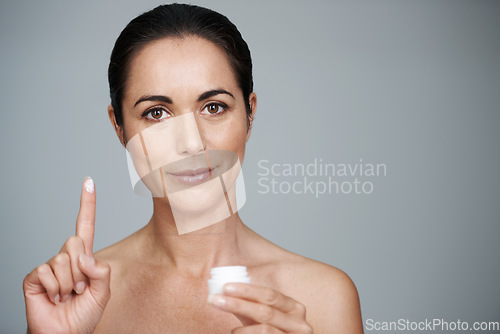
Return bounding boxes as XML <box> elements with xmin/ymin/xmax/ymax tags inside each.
<box><xmin>23</xmin><ymin>4</ymin><xmax>363</xmax><ymax>333</ymax></box>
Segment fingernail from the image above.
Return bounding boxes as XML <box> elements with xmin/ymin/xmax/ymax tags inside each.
<box><xmin>75</xmin><ymin>281</ymin><xmax>86</xmax><ymax>294</ymax></box>
<box><xmin>208</xmin><ymin>294</ymin><xmax>226</xmax><ymax>307</ymax></box>
<box><xmin>223</xmin><ymin>284</ymin><xmax>237</xmax><ymax>293</ymax></box>
<box><xmin>61</xmin><ymin>294</ymin><xmax>70</xmax><ymax>303</ymax></box>
<box><xmin>54</xmin><ymin>294</ymin><xmax>60</xmax><ymax>305</ymax></box>
<box><xmin>79</xmin><ymin>254</ymin><xmax>95</xmax><ymax>267</ymax></box>
<box><xmin>84</xmin><ymin>177</ymin><xmax>94</xmax><ymax>193</ymax></box>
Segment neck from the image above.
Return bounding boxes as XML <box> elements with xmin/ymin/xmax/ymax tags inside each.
<box><xmin>140</xmin><ymin>197</ymin><xmax>248</xmax><ymax>275</ymax></box>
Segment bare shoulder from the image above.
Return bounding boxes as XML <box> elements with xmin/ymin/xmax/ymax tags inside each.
<box><xmin>93</xmin><ymin>229</ymin><xmax>142</xmax><ymax>280</ymax></box>
<box><xmin>93</xmin><ymin>235</ymin><xmax>131</xmax><ymax>263</ymax></box>
<box><xmin>93</xmin><ymin>225</ymin><xmax>144</xmax><ymax>260</ymax></box>
<box><xmin>274</xmin><ymin>251</ymin><xmax>363</xmax><ymax>333</ymax></box>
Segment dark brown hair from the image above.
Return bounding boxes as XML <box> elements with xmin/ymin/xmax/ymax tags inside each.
<box><xmin>108</xmin><ymin>3</ymin><xmax>253</xmax><ymax>128</ymax></box>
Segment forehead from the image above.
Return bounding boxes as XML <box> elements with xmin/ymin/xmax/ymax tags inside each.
<box><xmin>125</xmin><ymin>36</ymin><xmax>239</xmax><ymax>103</ymax></box>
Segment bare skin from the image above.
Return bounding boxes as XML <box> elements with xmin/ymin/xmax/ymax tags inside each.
<box><xmin>23</xmin><ymin>36</ymin><xmax>363</xmax><ymax>333</ymax></box>
<box><xmin>93</xmin><ymin>214</ymin><xmax>363</xmax><ymax>333</ymax></box>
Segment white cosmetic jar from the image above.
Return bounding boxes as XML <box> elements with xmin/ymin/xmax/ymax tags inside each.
<box><xmin>208</xmin><ymin>266</ymin><xmax>251</xmax><ymax>295</ymax></box>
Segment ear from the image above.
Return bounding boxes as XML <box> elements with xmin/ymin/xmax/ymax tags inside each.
<box><xmin>245</xmin><ymin>92</ymin><xmax>257</xmax><ymax>143</ymax></box>
<box><xmin>107</xmin><ymin>105</ymin><xmax>126</xmax><ymax>147</ymax></box>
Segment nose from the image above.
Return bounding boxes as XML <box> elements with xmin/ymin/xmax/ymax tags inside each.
<box><xmin>175</xmin><ymin>113</ymin><xmax>205</xmax><ymax>155</ymax></box>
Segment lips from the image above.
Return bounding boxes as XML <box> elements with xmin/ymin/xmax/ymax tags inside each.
<box><xmin>167</xmin><ymin>167</ymin><xmax>217</xmax><ymax>186</ymax></box>
<box><xmin>170</xmin><ymin>167</ymin><xmax>212</xmax><ymax>176</ymax></box>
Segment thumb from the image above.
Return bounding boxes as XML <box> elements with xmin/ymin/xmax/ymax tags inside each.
<box><xmin>78</xmin><ymin>254</ymin><xmax>111</xmax><ymax>308</ymax></box>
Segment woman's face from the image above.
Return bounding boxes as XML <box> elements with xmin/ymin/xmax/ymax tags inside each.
<box><xmin>120</xmin><ymin>35</ymin><xmax>254</xmax><ymax>159</ymax></box>
<box><xmin>108</xmin><ymin>36</ymin><xmax>255</xmax><ymax>221</ymax></box>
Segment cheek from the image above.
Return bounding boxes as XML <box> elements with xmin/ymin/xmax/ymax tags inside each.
<box><xmin>121</xmin><ymin>115</ymin><xmax>147</xmax><ymax>145</ymax></box>
<box><xmin>201</xmin><ymin>114</ymin><xmax>248</xmax><ymax>153</ymax></box>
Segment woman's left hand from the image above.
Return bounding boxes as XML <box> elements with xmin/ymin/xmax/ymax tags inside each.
<box><xmin>208</xmin><ymin>283</ymin><xmax>313</xmax><ymax>333</ymax></box>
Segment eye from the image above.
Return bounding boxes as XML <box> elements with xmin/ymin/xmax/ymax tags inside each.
<box><xmin>202</xmin><ymin>103</ymin><xmax>226</xmax><ymax>115</ymax></box>
<box><xmin>145</xmin><ymin>107</ymin><xmax>170</xmax><ymax>121</ymax></box>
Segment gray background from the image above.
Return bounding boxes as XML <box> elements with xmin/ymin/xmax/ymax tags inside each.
<box><xmin>1</xmin><ymin>0</ymin><xmax>499</xmax><ymax>332</ymax></box>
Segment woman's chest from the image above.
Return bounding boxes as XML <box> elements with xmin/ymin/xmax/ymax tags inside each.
<box><xmin>95</xmin><ymin>271</ymin><xmax>242</xmax><ymax>333</ymax></box>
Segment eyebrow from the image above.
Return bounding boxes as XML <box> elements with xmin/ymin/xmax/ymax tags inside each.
<box><xmin>134</xmin><ymin>89</ymin><xmax>235</xmax><ymax>107</ymax></box>
<box><xmin>197</xmin><ymin>89</ymin><xmax>234</xmax><ymax>102</ymax></box>
<box><xmin>134</xmin><ymin>95</ymin><xmax>172</xmax><ymax>107</ymax></box>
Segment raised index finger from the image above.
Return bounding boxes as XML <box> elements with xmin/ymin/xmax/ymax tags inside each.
<box><xmin>75</xmin><ymin>177</ymin><xmax>96</xmax><ymax>255</ymax></box>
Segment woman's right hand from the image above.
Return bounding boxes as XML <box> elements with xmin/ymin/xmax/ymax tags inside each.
<box><xmin>23</xmin><ymin>177</ymin><xmax>111</xmax><ymax>334</ymax></box>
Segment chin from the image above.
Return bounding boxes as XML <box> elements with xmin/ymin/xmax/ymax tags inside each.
<box><xmin>167</xmin><ymin>177</ymin><xmax>228</xmax><ymax>214</ymax></box>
